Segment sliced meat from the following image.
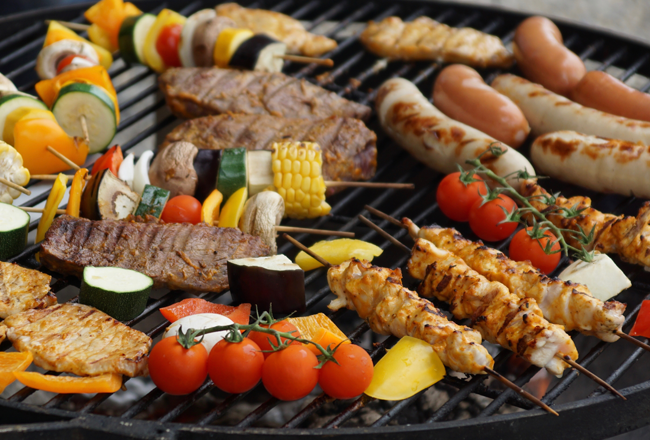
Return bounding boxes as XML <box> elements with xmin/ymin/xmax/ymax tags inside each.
<box><xmin>0</xmin><ymin>262</ymin><xmax>56</xmax><ymax>319</ymax></box>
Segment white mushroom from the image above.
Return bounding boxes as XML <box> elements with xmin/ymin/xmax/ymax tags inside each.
<box><xmin>0</xmin><ymin>73</ymin><xmax>17</xmax><ymax>93</ymax></box>
<box><xmin>36</xmin><ymin>39</ymin><xmax>99</xmax><ymax>79</ymax></box>
<box><xmin>239</xmin><ymin>191</ymin><xmax>285</xmax><ymax>254</ymax></box>
<box><xmin>58</xmin><ymin>56</ymin><xmax>97</xmax><ymax>74</ymax></box>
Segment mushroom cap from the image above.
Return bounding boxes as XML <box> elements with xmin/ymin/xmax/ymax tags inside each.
<box><xmin>149</xmin><ymin>141</ymin><xmax>199</xmax><ymax>198</ymax></box>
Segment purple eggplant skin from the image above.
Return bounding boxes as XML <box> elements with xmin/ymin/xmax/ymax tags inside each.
<box><xmin>193</xmin><ymin>149</ymin><xmax>222</xmax><ymax>202</ymax></box>
<box><xmin>227</xmin><ymin>261</ymin><xmax>306</xmax><ymax>315</ymax></box>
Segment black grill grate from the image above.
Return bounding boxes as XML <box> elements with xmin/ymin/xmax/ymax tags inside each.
<box><xmin>2</xmin><ymin>1</ymin><xmax>650</xmax><ymax>439</ymax></box>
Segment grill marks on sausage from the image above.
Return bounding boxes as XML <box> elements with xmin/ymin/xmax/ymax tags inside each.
<box><xmin>537</xmin><ymin>132</ymin><xmax>649</xmax><ymax>163</ymax></box>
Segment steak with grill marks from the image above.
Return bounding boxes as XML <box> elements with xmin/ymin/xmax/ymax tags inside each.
<box><xmin>159</xmin><ymin>114</ymin><xmax>377</xmax><ymax>184</ymax></box>
<box><xmin>39</xmin><ymin>216</ymin><xmax>271</xmax><ymax>293</ymax></box>
<box><xmin>159</xmin><ymin>67</ymin><xmax>372</xmax><ymax>121</ymax></box>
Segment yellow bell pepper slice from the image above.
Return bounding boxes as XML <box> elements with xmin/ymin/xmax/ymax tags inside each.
<box><xmin>13</xmin><ymin>371</ymin><xmax>123</xmax><ymax>394</ymax></box>
<box><xmin>85</xmin><ymin>0</ymin><xmax>142</xmax><ymax>50</ymax></box>
<box><xmin>44</xmin><ymin>21</ymin><xmax>113</xmax><ymax>69</ymax></box>
<box><xmin>213</xmin><ymin>28</ymin><xmax>254</xmax><ymax>68</ymax></box>
<box><xmin>3</xmin><ymin>108</ymin><xmax>56</xmax><ymax>146</ymax></box>
<box><xmin>0</xmin><ymin>352</ymin><xmax>33</xmax><ymax>393</ymax></box>
<box><xmin>36</xmin><ymin>173</ymin><xmax>68</xmax><ymax>243</ymax></box>
<box><xmin>88</xmin><ymin>23</ymin><xmax>118</xmax><ymax>53</ymax></box>
<box><xmin>143</xmin><ymin>9</ymin><xmax>186</xmax><ymax>73</ymax></box>
<box><xmin>364</xmin><ymin>336</ymin><xmax>445</xmax><ymax>401</ymax></box>
<box><xmin>66</xmin><ymin>168</ymin><xmax>88</xmax><ymax>217</ymax></box>
<box><xmin>201</xmin><ymin>189</ymin><xmax>223</xmax><ymax>226</ymax></box>
<box><xmin>219</xmin><ymin>186</ymin><xmax>248</xmax><ymax>228</ymax></box>
<box><xmin>295</xmin><ymin>238</ymin><xmax>383</xmax><ymax>271</ymax></box>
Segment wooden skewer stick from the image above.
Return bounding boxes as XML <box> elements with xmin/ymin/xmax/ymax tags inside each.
<box><xmin>282</xmin><ymin>233</ymin><xmax>332</xmax><ymax>268</ymax></box>
<box><xmin>20</xmin><ymin>207</ymin><xmax>66</xmax><ymax>214</ymax></box>
<box><xmin>80</xmin><ymin>115</ymin><xmax>90</xmax><ymax>145</ymax></box>
<box><xmin>364</xmin><ymin>205</ymin><xmax>405</xmax><ymax>229</ymax></box>
<box><xmin>615</xmin><ymin>330</ymin><xmax>650</xmax><ymax>353</ymax></box>
<box><xmin>484</xmin><ymin>367</ymin><xmax>559</xmax><ymax>416</ymax></box>
<box><xmin>326</xmin><ymin>181</ymin><xmax>414</xmax><ymax>189</ymax></box>
<box><xmin>31</xmin><ymin>173</ymin><xmax>91</xmax><ymax>181</ymax></box>
<box><xmin>0</xmin><ymin>177</ymin><xmax>31</xmax><ymax>196</ymax></box>
<box><xmin>44</xmin><ymin>20</ymin><xmax>90</xmax><ymax>31</ymax></box>
<box><xmin>46</xmin><ymin>146</ymin><xmax>80</xmax><ymax>171</ymax></box>
<box><xmin>276</xmin><ymin>54</ymin><xmax>334</xmax><ymax>67</ymax></box>
<box><xmin>275</xmin><ymin>225</ymin><xmax>354</xmax><ymax>237</ymax></box>
<box><xmin>555</xmin><ymin>354</ymin><xmax>625</xmax><ymax>400</ymax></box>
<box><xmin>358</xmin><ymin>214</ymin><xmax>410</xmax><ymax>253</ymax></box>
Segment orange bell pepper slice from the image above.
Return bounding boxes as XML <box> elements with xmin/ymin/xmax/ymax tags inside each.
<box><xmin>307</xmin><ymin>327</ymin><xmax>350</xmax><ymax>356</ymax></box>
<box><xmin>13</xmin><ymin>371</ymin><xmax>123</xmax><ymax>394</ymax></box>
<box><xmin>66</xmin><ymin>168</ymin><xmax>89</xmax><ymax>217</ymax></box>
<box><xmin>201</xmin><ymin>189</ymin><xmax>223</xmax><ymax>226</ymax></box>
<box><xmin>14</xmin><ymin>118</ymin><xmax>89</xmax><ymax>175</ymax></box>
<box><xmin>287</xmin><ymin>313</ymin><xmax>347</xmax><ymax>340</ymax></box>
<box><xmin>36</xmin><ymin>173</ymin><xmax>68</xmax><ymax>243</ymax></box>
<box><xmin>160</xmin><ymin>299</ymin><xmax>251</xmax><ymax>325</ymax></box>
<box><xmin>44</xmin><ymin>21</ymin><xmax>113</xmax><ymax>69</ymax></box>
<box><xmin>91</xmin><ymin>145</ymin><xmax>123</xmax><ymax>176</ymax></box>
<box><xmin>0</xmin><ymin>352</ymin><xmax>33</xmax><ymax>393</ymax></box>
<box><xmin>85</xmin><ymin>0</ymin><xmax>142</xmax><ymax>49</ymax></box>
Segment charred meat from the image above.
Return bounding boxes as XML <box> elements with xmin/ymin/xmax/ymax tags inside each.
<box><xmin>0</xmin><ymin>262</ymin><xmax>56</xmax><ymax>319</ymax></box>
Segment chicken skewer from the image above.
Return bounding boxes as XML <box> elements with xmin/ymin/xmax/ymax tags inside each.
<box><xmin>357</xmin><ymin>217</ymin><xmax>626</xmax><ymax>399</ymax></box>
<box><xmin>283</xmin><ymin>233</ymin><xmax>559</xmax><ymax>416</ymax></box>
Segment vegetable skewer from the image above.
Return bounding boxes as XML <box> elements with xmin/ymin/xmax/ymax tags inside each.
<box><xmin>0</xmin><ymin>177</ymin><xmax>30</xmax><ymax>196</ymax></box>
<box><xmin>282</xmin><ymin>233</ymin><xmax>559</xmax><ymax>416</ymax></box>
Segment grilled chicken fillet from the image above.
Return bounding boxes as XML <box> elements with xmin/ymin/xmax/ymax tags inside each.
<box><xmin>360</xmin><ymin>16</ymin><xmax>513</xmax><ymax>68</ymax></box>
<box><xmin>408</xmin><ymin>239</ymin><xmax>578</xmax><ymax>376</ymax></box>
<box><xmin>328</xmin><ymin>258</ymin><xmax>494</xmax><ymax>374</ymax></box>
<box><xmin>0</xmin><ymin>304</ymin><xmax>151</xmax><ymax>377</ymax></box>
<box><xmin>404</xmin><ymin>219</ymin><xmax>625</xmax><ymax>342</ymax></box>
<box><xmin>0</xmin><ymin>262</ymin><xmax>56</xmax><ymax>319</ymax></box>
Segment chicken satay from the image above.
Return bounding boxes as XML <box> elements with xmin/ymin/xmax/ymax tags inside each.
<box><xmin>327</xmin><ymin>258</ymin><xmax>494</xmax><ymax>375</ymax></box>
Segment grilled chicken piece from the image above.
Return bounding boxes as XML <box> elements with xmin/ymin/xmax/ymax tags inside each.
<box><xmin>360</xmin><ymin>16</ymin><xmax>514</xmax><ymax>68</ymax></box>
<box><xmin>0</xmin><ymin>304</ymin><xmax>150</xmax><ymax>377</ymax></box>
<box><xmin>408</xmin><ymin>239</ymin><xmax>578</xmax><ymax>376</ymax></box>
<box><xmin>404</xmin><ymin>219</ymin><xmax>625</xmax><ymax>342</ymax></box>
<box><xmin>522</xmin><ymin>180</ymin><xmax>650</xmax><ymax>269</ymax></box>
<box><xmin>0</xmin><ymin>262</ymin><xmax>56</xmax><ymax>319</ymax></box>
<box><xmin>328</xmin><ymin>258</ymin><xmax>494</xmax><ymax>374</ymax></box>
<box><xmin>215</xmin><ymin>3</ymin><xmax>337</xmax><ymax>57</ymax></box>
<box><xmin>159</xmin><ymin>68</ymin><xmax>371</xmax><ymax>121</ymax></box>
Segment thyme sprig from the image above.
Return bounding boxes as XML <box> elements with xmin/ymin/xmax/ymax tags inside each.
<box><xmin>463</xmin><ymin>145</ymin><xmax>595</xmax><ymax>262</ymax></box>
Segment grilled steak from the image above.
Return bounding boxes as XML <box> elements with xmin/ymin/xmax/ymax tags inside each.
<box><xmin>39</xmin><ymin>216</ymin><xmax>271</xmax><ymax>293</ymax></box>
<box><xmin>0</xmin><ymin>304</ymin><xmax>151</xmax><ymax>377</ymax></box>
<box><xmin>159</xmin><ymin>67</ymin><xmax>372</xmax><ymax>121</ymax></box>
<box><xmin>160</xmin><ymin>114</ymin><xmax>377</xmax><ymax>184</ymax></box>
<box><xmin>0</xmin><ymin>262</ymin><xmax>56</xmax><ymax>319</ymax></box>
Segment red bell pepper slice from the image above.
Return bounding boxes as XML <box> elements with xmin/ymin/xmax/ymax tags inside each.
<box><xmin>630</xmin><ymin>300</ymin><xmax>650</xmax><ymax>338</ymax></box>
<box><xmin>160</xmin><ymin>299</ymin><xmax>251</xmax><ymax>325</ymax></box>
<box><xmin>91</xmin><ymin>145</ymin><xmax>123</xmax><ymax>176</ymax></box>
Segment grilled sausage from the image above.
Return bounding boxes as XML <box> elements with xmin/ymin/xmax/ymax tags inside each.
<box><xmin>433</xmin><ymin>64</ymin><xmax>530</xmax><ymax>148</ymax></box>
<box><xmin>571</xmin><ymin>70</ymin><xmax>650</xmax><ymax>122</ymax></box>
<box><xmin>492</xmin><ymin>74</ymin><xmax>650</xmax><ymax>144</ymax></box>
<box><xmin>531</xmin><ymin>130</ymin><xmax>650</xmax><ymax>199</ymax></box>
<box><xmin>513</xmin><ymin>16</ymin><xmax>586</xmax><ymax>96</ymax></box>
<box><xmin>376</xmin><ymin>77</ymin><xmax>535</xmax><ymax>191</ymax></box>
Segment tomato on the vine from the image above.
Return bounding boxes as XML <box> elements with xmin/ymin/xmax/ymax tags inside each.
<box><xmin>156</xmin><ymin>24</ymin><xmax>183</xmax><ymax>67</ymax></box>
<box><xmin>436</xmin><ymin>171</ymin><xmax>487</xmax><ymax>222</ymax></box>
<box><xmin>468</xmin><ymin>195</ymin><xmax>518</xmax><ymax>242</ymax></box>
<box><xmin>319</xmin><ymin>344</ymin><xmax>374</xmax><ymax>399</ymax></box>
<box><xmin>208</xmin><ymin>338</ymin><xmax>264</xmax><ymax>394</ymax></box>
<box><xmin>148</xmin><ymin>336</ymin><xmax>208</xmax><ymax>395</ymax></box>
<box><xmin>161</xmin><ymin>195</ymin><xmax>202</xmax><ymax>224</ymax></box>
<box><xmin>509</xmin><ymin>227</ymin><xmax>561</xmax><ymax>274</ymax></box>
<box><xmin>249</xmin><ymin>321</ymin><xmax>301</xmax><ymax>358</ymax></box>
<box><xmin>262</xmin><ymin>345</ymin><xmax>319</xmax><ymax>401</ymax></box>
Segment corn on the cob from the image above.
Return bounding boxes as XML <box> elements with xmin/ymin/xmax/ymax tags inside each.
<box><xmin>270</xmin><ymin>141</ymin><xmax>331</xmax><ymax>219</ymax></box>
<box><xmin>0</xmin><ymin>141</ymin><xmax>30</xmax><ymax>204</ymax></box>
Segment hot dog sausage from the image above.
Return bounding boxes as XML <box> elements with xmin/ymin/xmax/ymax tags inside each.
<box><xmin>531</xmin><ymin>130</ymin><xmax>650</xmax><ymax>199</ymax></box>
<box><xmin>433</xmin><ymin>64</ymin><xmax>530</xmax><ymax>148</ymax></box>
<box><xmin>376</xmin><ymin>77</ymin><xmax>535</xmax><ymax>191</ymax></box>
<box><xmin>513</xmin><ymin>16</ymin><xmax>586</xmax><ymax>97</ymax></box>
<box><xmin>571</xmin><ymin>70</ymin><xmax>650</xmax><ymax>122</ymax></box>
<box><xmin>492</xmin><ymin>74</ymin><xmax>650</xmax><ymax>144</ymax></box>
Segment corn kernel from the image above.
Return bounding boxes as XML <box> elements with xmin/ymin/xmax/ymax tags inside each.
<box><xmin>278</xmin><ymin>187</ymin><xmax>286</xmax><ymax>198</ymax></box>
<box><xmin>286</xmin><ymin>188</ymin><xmax>295</xmax><ymax>203</ymax></box>
<box><xmin>292</xmin><ymin>174</ymin><xmax>302</xmax><ymax>190</ymax></box>
<box><xmin>296</xmin><ymin>189</ymin><xmax>305</xmax><ymax>202</ymax></box>
<box><xmin>301</xmin><ymin>195</ymin><xmax>311</xmax><ymax>208</ymax></box>
<box><xmin>302</xmin><ymin>176</ymin><xmax>311</xmax><ymax>193</ymax></box>
<box><xmin>311</xmin><ymin>161</ymin><xmax>321</xmax><ymax>179</ymax></box>
<box><xmin>283</xmin><ymin>173</ymin><xmax>292</xmax><ymax>189</ymax></box>
<box><xmin>272</xmin><ymin>159</ymin><xmax>281</xmax><ymax>173</ymax></box>
<box><xmin>307</xmin><ymin>149</ymin><xmax>316</xmax><ymax>162</ymax></box>
<box><xmin>282</xmin><ymin>158</ymin><xmax>292</xmax><ymax>174</ymax></box>
<box><xmin>278</xmin><ymin>145</ymin><xmax>287</xmax><ymax>160</ymax></box>
<box><xmin>297</xmin><ymin>147</ymin><xmax>306</xmax><ymax>161</ymax></box>
<box><xmin>301</xmin><ymin>161</ymin><xmax>310</xmax><ymax>176</ymax></box>
<box><xmin>273</xmin><ymin>173</ymin><xmax>283</xmax><ymax>189</ymax></box>
<box><xmin>311</xmin><ymin>194</ymin><xmax>322</xmax><ymax>207</ymax></box>
<box><xmin>292</xmin><ymin>160</ymin><xmax>301</xmax><ymax>175</ymax></box>
<box><xmin>311</xmin><ymin>176</ymin><xmax>322</xmax><ymax>194</ymax></box>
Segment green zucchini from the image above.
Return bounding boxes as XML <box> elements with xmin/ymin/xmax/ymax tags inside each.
<box><xmin>119</xmin><ymin>13</ymin><xmax>156</xmax><ymax>65</ymax></box>
<box><xmin>0</xmin><ymin>94</ymin><xmax>48</xmax><ymax>143</ymax></box>
<box><xmin>52</xmin><ymin>83</ymin><xmax>117</xmax><ymax>154</ymax></box>
<box><xmin>79</xmin><ymin>266</ymin><xmax>153</xmax><ymax>321</ymax></box>
<box><xmin>133</xmin><ymin>184</ymin><xmax>170</xmax><ymax>219</ymax></box>
<box><xmin>0</xmin><ymin>202</ymin><xmax>29</xmax><ymax>261</ymax></box>
<box><xmin>216</xmin><ymin>147</ymin><xmax>248</xmax><ymax>204</ymax></box>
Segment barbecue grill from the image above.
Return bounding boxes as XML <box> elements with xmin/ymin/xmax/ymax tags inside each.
<box><xmin>2</xmin><ymin>0</ymin><xmax>650</xmax><ymax>438</ymax></box>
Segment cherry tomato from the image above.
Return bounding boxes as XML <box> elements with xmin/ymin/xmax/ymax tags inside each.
<box><xmin>56</xmin><ymin>54</ymin><xmax>95</xmax><ymax>74</ymax></box>
<box><xmin>436</xmin><ymin>172</ymin><xmax>487</xmax><ymax>222</ymax></box>
<box><xmin>148</xmin><ymin>336</ymin><xmax>208</xmax><ymax>395</ymax></box>
<box><xmin>156</xmin><ymin>24</ymin><xmax>183</xmax><ymax>67</ymax></box>
<box><xmin>319</xmin><ymin>344</ymin><xmax>374</xmax><ymax>399</ymax></box>
<box><xmin>161</xmin><ymin>195</ymin><xmax>202</xmax><ymax>224</ymax></box>
<box><xmin>262</xmin><ymin>345</ymin><xmax>319</xmax><ymax>401</ymax></box>
<box><xmin>509</xmin><ymin>227</ymin><xmax>561</xmax><ymax>274</ymax></box>
<box><xmin>208</xmin><ymin>338</ymin><xmax>264</xmax><ymax>394</ymax></box>
<box><xmin>468</xmin><ymin>195</ymin><xmax>518</xmax><ymax>242</ymax></box>
<box><xmin>249</xmin><ymin>321</ymin><xmax>301</xmax><ymax>358</ymax></box>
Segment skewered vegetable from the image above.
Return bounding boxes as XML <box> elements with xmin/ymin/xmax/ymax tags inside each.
<box><xmin>156</xmin><ymin>23</ymin><xmax>183</xmax><ymax>67</ymax></box>
<box><xmin>80</xmin><ymin>169</ymin><xmax>140</xmax><ymax>220</ymax></box>
<box><xmin>219</xmin><ymin>186</ymin><xmax>248</xmax><ymax>228</ymax></box>
<box><xmin>133</xmin><ymin>150</ymin><xmax>154</xmax><ymax>195</ymax></box>
<box><xmin>213</xmin><ymin>28</ymin><xmax>254</xmax><ymax>68</ymax></box>
<box><xmin>160</xmin><ymin>195</ymin><xmax>202</xmax><ymax>224</ymax></box>
<box><xmin>0</xmin><ymin>94</ymin><xmax>49</xmax><ymax>143</ymax></box>
<box><xmin>558</xmin><ymin>253</ymin><xmax>631</xmax><ymax>302</ymax></box>
<box><xmin>36</xmin><ymin>39</ymin><xmax>99</xmax><ymax>79</ymax></box>
<box><xmin>118</xmin><ymin>153</ymin><xmax>135</xmax><ymax>188</ymax></box>
<box><xmin>238</xmin><ymin>191</ymin><xmax>284</xmax><ymax>254</ymax></box>
<box><xmin>36</xmin><ymin>173</ymin><xmax>68</xmax><ymax>243</ymax></box>
<box><xmin>3</xmin><ymin>108</ymin><xmax>55</xmax><ymax>146</ymax></box>
<box><xmin>148</xmin><ymin>141</ymin><xmax>199</xmax><ymax>198</ymax></box>
<box><xmin>295</xmin><ymin>239</ymin><xmax>383</xmax><ymax>271</ymax></box>
<box><xmin>179</xmin><ymin>9</ymin><xmax>216</xmax><ymax>67</ymax></box>
<box><xmin>91</xmin><ymin>145</ymin><xmax>123</xmax><ymax>177</ymax></box>
<box><xmin>133</xmin><ymin>184</ymin><xmax>170</xmax><ymax>219</ymax></box>
<box><xmin>119</xmin><ymin>13</ymin><xmax>156</xmax><ymax>64</ymax></box>
<box><xmin>143</xmin><ymin>9</ymin><xmax>186</xmax><ymax>73</ymax></box>
<box><xmin>216</xmin><ymin>147</ymin><xmax>248</xmax><ymax>203</ymax></box>
<box><xmin>0</xmin><ymin>202</ymin><xmax>29</xmax><ymax>260</ymax></box>
<box><xmin>66</xmin><ymin>168</ymin><xmax>89</xmax><ymax>217</ymax></box>
<box><xmin>44</xmin><ymin>21</ymin><xmax>113</xmax><ymax>69</ymax></box>
<box><xmin>201</xmin><ymin>189</ymin><xmax>223</xmax><ymax>226</ymax></box>
<box><xmin>229</xmin><ymin>34</ymin><xmax>286</xmax><ymax>73</ymax></box>
<box><xmin>84</xmin><ymin>0</ymin><xmax>142</xmax><ymax>49</ymax></box>
<box><xmin>247</xmin><ymin>150</ymin><xmax>273</xmax><ymax>196</ymax></box>
<box><xmin>55</xmin><ymin>54</ymin><xmax>97</xmax><ymax>75</ymax></box>
<box><xmin>192</xmin><ymin>16</ymin><xmax>236</xmax><ymax>67</ymax></box>
<box><xmin>0</xmin><ymin>142</ymin><xmax>30</xmax><ymax>204</ymax></box>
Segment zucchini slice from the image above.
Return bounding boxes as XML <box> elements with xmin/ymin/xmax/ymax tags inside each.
<box><xmin>52</xmin><ymin>82</ymin><xmax>117</xmax><ymax>154</ymax></box>
<box><xmin>0</xmin><ymin>202</ymin><xmax>29</xmax><ymax>260</ymax></box>
<box><xmin>80</xmin><ymin>266</ymin><xmax>153</xmax><ymax>321</ymax></box>
<box><xmin>0</xmin><ymin>95</ymin><xmax>48</xmax><ymax>143</ymax></box>
<box><xmin>216</xmin><ymin>147</ymin><xmax>248</xmax><ymax>204</ymax></box>
<box><xmin>133</xmin><ymin>184</ymin><xmax>170</xmax><ymax>218</ymax></box>
<box><xmin>119</xmin><ymin>13</ymin><xmax>156</xmax><ymax>65</ymax></box>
